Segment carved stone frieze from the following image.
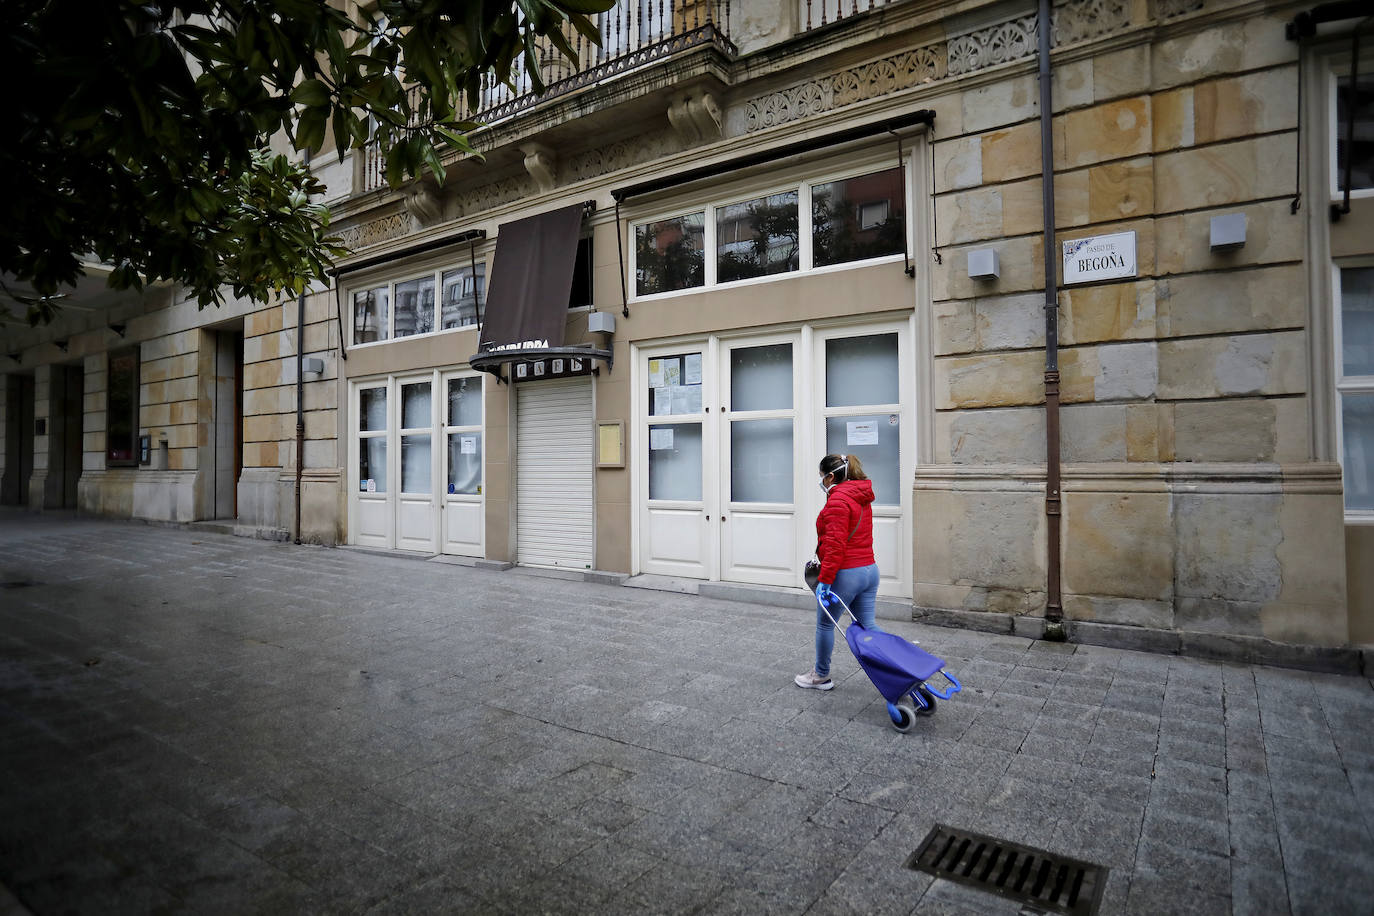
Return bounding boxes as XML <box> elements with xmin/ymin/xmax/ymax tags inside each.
<box><xmin>744</xmin><ymin>0</ymin><xmax>1148</xmax><ymax>133</ymax></box>
<box><xmin>336</xmin><ymin>212</ymin><xmax>409</xmax><ymax>251</ymax></box>
<box><xmin>1156</xmin><ymin>0</ymin><xmax>1205</xmax><ymax>18</ymax></box>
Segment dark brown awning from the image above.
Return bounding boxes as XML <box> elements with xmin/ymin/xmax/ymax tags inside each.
<box><xmin>476</xmin><ymin>203</ymin><xmax>585</xmax><ymax>357</ymax></box>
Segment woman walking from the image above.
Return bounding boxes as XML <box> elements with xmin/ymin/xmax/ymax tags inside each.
<box><xmin>795</xmin><ymin>453</ymin><xmax>880</xmax><ymax>690</ymax></box>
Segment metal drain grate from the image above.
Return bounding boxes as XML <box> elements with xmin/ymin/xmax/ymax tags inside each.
<box><xmin>906</xmin><ymin>824</ymin><xmax>1107</xmax><ymax>916</ymax></box>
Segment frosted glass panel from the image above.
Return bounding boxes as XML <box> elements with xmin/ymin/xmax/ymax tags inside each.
<box><xmin>359</xmin><ymin>438</ymin><xmax>386</xmax><ymax>493</ymax></box>
<box><xmin>731</xmin><ymin>344</ymin><xmax>792</xmax><ymax>411</ymax></box>
<box><xmin>826</xmin><ymin>334</ymin><xmax>898</xmax><ymax>406</ymax></box>
<box><xmin>1341</xmin><ymin>268</ymin><xmax>1374</xmax><ymax>377</ymax></box>
<box><xmin>1343</xmin><ymin>393</ymin><xmax>1374</xmax><ymax>512</ymax></box>
<box><xmin>648</xmin><ymin>423</ymin><xmax>702</xmax><ymax>501</ymax></box>
<box><xmin>448</xmin><ymin>377</ymin><xmax>482</xmax><ymax>427</ymax></box>
<box><xmin>447</xmin><ymin>433</ymin><xmax>482</xmax><ymax>495</ymax></box>
<box><xmin>360</xmin><ymin>387</ymin><xmax>386</xmax><ymax>431</ymax></box>
<box><xmin>401</xmin><ymin>435</ymin><xmax>432</xmax><ymax>494</ymax></box>
<box><xmin>394</xmin><ymin>276</ymin><xmax>435</xmax><ymax>337</ymax></box>
<box><xmin>730</xmin><ymin>419</ymin><xmax>793</xmax><ymax>503</ymax></box>
<box><xmin>402</xmin><ymin>382</ymin><xmax>431</xmax><ymax>430</ymax></box>
<box><xmin>826</xmin><ymin>414</ymin><xmax>900</xmax><ymax>506</ymax></box>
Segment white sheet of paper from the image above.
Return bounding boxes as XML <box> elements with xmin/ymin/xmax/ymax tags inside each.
<box><xmin>663</xmin><ymin>358</ymin><xmax>681</xmax><ymax>387</ymax></box>
<box><xmin>648</xmin><ymin>359</ymin><xmax>664</xmax><ymax>388</ymax></box>
<box><xmin>460</xmin><ymin>436</ymin><xmax>477</xmax><ymax>455</ymax></box>
<box><xmin>847</xmin><ymin>421</ymin><xmax>878</xmax><ymax>446</ymax></box>
<box><xmin>654</xmin><ymin>387</ymin><xmax>671</xmax><ymax>415</ymax></box>
<box><xmin>671</xmin><ymin>386</ymin><xmax>692</xmax><ymax>415</ymax></box>
<box><xmin>650</xmin><ymin>428</ymin><xmax>674</xmax><ymax>450</ymax></box>
<box><xmin>684</xmin><ymin>353</ymin><xmax>703</xmax><ymax>385</ymax></box>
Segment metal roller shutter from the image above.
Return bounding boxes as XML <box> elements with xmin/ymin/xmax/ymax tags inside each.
<box><xmin>516</xmin><ymin>378</ymin><xmax>594</xmax><ymax>569</ymax></box>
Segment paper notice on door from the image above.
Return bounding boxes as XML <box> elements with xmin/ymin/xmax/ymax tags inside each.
<box><xmin>671</xmin><ymin>385</ymin><xmax>701</xmax><ymax>415</ymax></box>
<box><xmin>648</xmin><ymin>359</ymin><xmax>664</xmax><ymax>388</ymax></box>
<box><xmin>650</xmin><ymin>428</ymin><xmax>674</xmax><ymax>450</ymax></box>
<box><xmin>663</xmin><ymin>358</ymin><xmax>681</xmax><ymax>388</ymax></box>
<box><xmin>460</xmin><ymin>436</ymin><xmax>477</xmax><ymax>455</ymax></box>
<box><xmin>366</xmin><ymin>478</ymin><xmax>376</xmax><ymax>493</ymax></box>
<box><xmin>847</xmin><ymin>420</ymin><xmax>878</xmax><ymax>446</ymax></box>
<box><xmin>684</xmin><ymin>353</ymin><xmax>703</xmax><ymax>385</ymax></box>
<box><xmin>653</xmin><ymin>387</ymin><xmax>671</xmax><ymax>415</ymax></box>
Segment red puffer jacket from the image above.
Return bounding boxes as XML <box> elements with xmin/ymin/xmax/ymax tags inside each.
<box><xmin>815</xmin><ymin>479</ymin><xmax>876</xmax><ymax>585</ymax></box>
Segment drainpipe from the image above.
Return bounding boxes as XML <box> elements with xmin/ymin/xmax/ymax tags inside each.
<box><xmin>295</xmin><ymin>290</ymin><xmax>305</xmax><ymax>546</ymax></box>
<box><xmin>1039</xmin><ymin>0</ymin><xmax>1066</xmax><ymax>640</ymax></box>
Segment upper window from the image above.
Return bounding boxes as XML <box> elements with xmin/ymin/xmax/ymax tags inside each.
<box><xmin>632</xmin><ymin>164</ymin><xmax>907</xmax><ymax>298</ymax></box>
<box><xmin>1332</xmin><ymin>71</ymin><xmax>1374</xmax><ymax>196</ymax></box>
<box><xmin>106</xmin><ymin>347</ymin><xmax>140</xmax><ymax>467</ymax></box>
<box><xmin>1337</xmin><ymin>266</ymin><xmax>1374</xmax><ymax>517</ymax></box>
<box><xmin>351</xmin><ymin>260</ymin><xmax>486</xmax><ymax>347</ymax></box>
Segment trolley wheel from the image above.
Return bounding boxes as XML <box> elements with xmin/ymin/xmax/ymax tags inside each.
<box><xmin>887</xmin><ymin>700</ymin><xmax>917</xmax><ymax>733</ymax></box>
<box><xmin>913</xmin><ymin>686</ymin><xmax>938</xmax><ymax>716</ymax></box>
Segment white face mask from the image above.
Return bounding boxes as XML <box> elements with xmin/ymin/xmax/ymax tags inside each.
<box><xmin>818</xmin><ymin>477</ymin><xmax>830</xmax><ymax>495</ymax></box>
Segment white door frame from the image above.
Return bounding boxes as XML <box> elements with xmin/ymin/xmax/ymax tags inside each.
<box><xmin>631</xmin><ymin>317</ymin><xmax>914</xmax><ymax>596</ymax></box>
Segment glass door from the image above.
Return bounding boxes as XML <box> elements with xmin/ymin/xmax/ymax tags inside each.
<box><xmin>354</xmin><ymin>383</ymin><xmax>389</xmax><ymax>548</ymax></box>
<box><xmin>819</xmin><ymin>331</ymin><xmax>906</xmax><ymax>593</ymax></box>
<box><xmin>720</xmin><ymin>337</ymin><xmax>799</xmax><ymax>586</ymax></box>
<box><xmin>396</xmin><ymin>376</ymin><xmax>438</xmax><ymax>552</ymax></box>
<box><xmin>442</xmin><ymin>373</ymin><xmax>484</xmax><ymax>555</ymax></box>
<box><xmin>640</xmin><ymin>346</ymin><xmax>712</xmax><ymax>577</ymax></box>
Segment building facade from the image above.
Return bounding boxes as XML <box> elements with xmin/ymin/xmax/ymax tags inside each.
<box><xmin>2</xmin><ymin>0</ymin><xmax>1370</xmax><ymax>657</ymax></box>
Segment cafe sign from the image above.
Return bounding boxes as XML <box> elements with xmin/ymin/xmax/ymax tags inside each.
<box><xmin>1062</xmin><ymin>231</ymin><xmax>1137</xmax><ymax>284</ymax></box>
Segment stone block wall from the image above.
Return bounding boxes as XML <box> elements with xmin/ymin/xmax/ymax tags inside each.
<box><xmin>238</xmin><ymin>289</ymin><xmax>342</xmax><ymax>544</ymax></box>
<box><xmin>917</xmin><ymin>4</ymin><xmax>1351</xmax><ymax>645</ymax></box>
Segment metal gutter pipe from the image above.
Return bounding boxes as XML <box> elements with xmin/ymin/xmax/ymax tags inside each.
<box><xmin>295</xmin><ymin>290</ymin><xmax>305</xmax><ymax>546</ymax></box>
<box><xmin>1039</xmin><ymin>0</ymin><xmax>1066</xmax><ymax>640</ymax></box>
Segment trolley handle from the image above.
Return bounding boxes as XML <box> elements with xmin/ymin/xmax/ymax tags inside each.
<box><xmin>921</xmin><ymin>671</ymin><xmax>962</xmax><ymax>700</ymax></box>
<box><xmin>814</xmin><ymin>589</ymin><xmax>857</xmax><ymax>628</ymax></box>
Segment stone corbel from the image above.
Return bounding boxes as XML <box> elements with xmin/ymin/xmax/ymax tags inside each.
<box><xmin>520</xmin><ymin>142</ymin><xmax>559</xmax><ymax>193</ymax></box>
<box><xmin>404</xmin><ymin>181</ymin><xmax>443</xmax><ymax>227</ymax></box>
<box><xmin>668</xmin><ymin>91</ymin><xmax>723</xmax><ymax>144</ymax></box>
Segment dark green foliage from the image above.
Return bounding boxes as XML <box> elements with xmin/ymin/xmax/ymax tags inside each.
<box><xmin>1</xmin><ymin>0</ymin><xmax>611</xmax><ymax>322</ymax></box>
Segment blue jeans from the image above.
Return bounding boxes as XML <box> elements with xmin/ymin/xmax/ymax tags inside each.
<box><xmin>814</xmin><ymin>564</ymin><xmax>880</xmax><ymax>678</ymax></box>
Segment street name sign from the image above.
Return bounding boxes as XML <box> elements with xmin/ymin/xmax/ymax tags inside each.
<box><xmin>1062</xmin><ymin>231</ymin><xmax>1137</xmax><ymax>284</ymax></box>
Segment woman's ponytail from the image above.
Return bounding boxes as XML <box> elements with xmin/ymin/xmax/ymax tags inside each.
<box><xmin>845</xmin><ymin>454</ymin><xmax>869</xmax><ymax>480</ymax></box>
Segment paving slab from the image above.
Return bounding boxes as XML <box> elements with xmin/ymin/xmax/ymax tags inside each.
<box><xmin>1</xmin><ymin>511</ymin><xmax>1372</xmax><ymax>914</ymax></box>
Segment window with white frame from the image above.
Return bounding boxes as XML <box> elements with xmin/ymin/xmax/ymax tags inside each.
<box><xmin>632</xmin><ymin>163</ymin><xmax>907</xmax><ymax>298</ymax></box>
<box><xmin>1331</xmin><ymin>67</ymin><xmax>1374</xmax><ymax>198</ymax></box>
<box><xmin>351</xmin><ymin>261</ymin><xmax>487</xmax><ymax>347</ymax></box>
<box><xmin>1336</xmin><ymin>265</ymin><xmax>1374</xmax><ymax>516</ymax></box>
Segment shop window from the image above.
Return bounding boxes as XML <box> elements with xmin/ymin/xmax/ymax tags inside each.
<box><xmin>635</xmin><ymin>212</ymin><xmax>705</xmax><ymax>296</ymax></box>
<box><xmin>105</xmin><ymin>347</ymin><xmax>140</xmax><ymax>467</ymax></box>
<box><xmin>353</xmin><ymin>285</ymin><xmax>390</xmax><ymax>344</ymax></box>
<box><xmin>394</xmin><ymin>276</ymin><xmax>436</xmax><ymax>338</ymax></box>
<box><xmin>1334</xmin><ymin>72</ymin><xmax>1374</xmax><ymax>194</ymax></box>
<box><xmin>715</xmin><ymin>191</ymin><xmax>800</xmax><ymax>283</ymax></box>
<box><xmin>1337</xmin><ymin>266</ymin><xmax>1374</xmax><ymax>514</ymax></box>
<box><xmin>441</xmin><ymin>264</ymin><xmax>485</xmax><ymax>330</ymax></box>
<box><xmin>812</xmin><ymin>167</ymin><xmax>906</xmax><ymax>268</ymax></box>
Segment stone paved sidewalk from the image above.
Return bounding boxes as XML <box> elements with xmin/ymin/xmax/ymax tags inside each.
<box><xmin>1</xmin><ymin>513</ymin><xmax>1371</xmax><ymax>914</ymax></box>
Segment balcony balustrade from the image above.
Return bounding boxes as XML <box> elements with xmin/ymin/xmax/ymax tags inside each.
<box><xmin>358</xmin><ymin>0</ymin><xmax>735</xmax><ymax>194</ymax></box>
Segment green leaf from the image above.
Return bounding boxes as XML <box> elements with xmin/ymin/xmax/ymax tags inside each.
<box><xmin>290</xmin><ymin>79</ymin><xmax>331</xmax><ymax>107</ymax></box>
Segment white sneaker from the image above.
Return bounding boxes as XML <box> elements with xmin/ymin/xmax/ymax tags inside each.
<box><xmin>794</xmin><ymin>671</ymin><xmax>833</xmax><ymax>690</ymax></box>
